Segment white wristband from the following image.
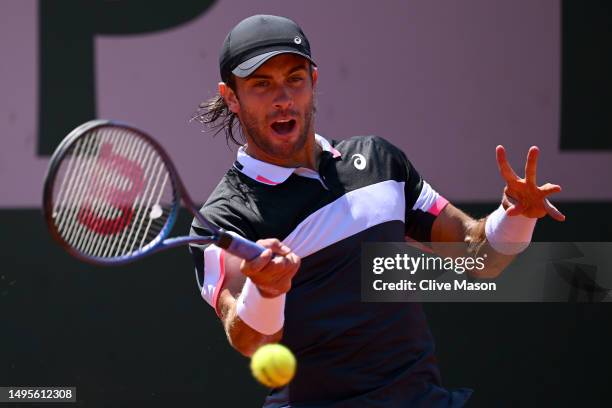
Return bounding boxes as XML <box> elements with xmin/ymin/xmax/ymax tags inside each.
<box><xmin>236</xmin><ymin>278</ymin><xmax>285</xmax><ymax>335</ymax></box>
<box><xmin>485</xmin><ymin>204</ymin><xmax>537</xmax><ymax>255</ymax></box>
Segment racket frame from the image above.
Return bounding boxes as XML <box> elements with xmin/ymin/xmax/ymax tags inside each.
<box><xmin>43</xmin><ymin>119</ymin><xmax>259</xmax><ymax>266</ymax></box>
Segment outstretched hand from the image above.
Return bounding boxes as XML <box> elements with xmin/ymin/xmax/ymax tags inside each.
<box><xmin>496</xmin><ymin>145</ymin><xmax>565</xmax><ymax>222</ymax></box>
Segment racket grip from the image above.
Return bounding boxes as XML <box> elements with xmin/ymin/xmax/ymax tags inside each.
<box><xmin>217</xmin><ymin>230</ymin><xmax>265</xmax><ymax>260</ymax></box>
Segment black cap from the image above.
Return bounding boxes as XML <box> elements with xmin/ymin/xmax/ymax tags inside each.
<box><xmin>219</xmin><ymin>15</ymin><xmax>316</xmax><ymax>83</ymax></box>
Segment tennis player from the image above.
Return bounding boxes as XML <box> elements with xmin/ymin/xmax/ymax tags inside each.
<box><xmin>189</xmin><ymin>15</ymin><xmax>564</xmax><ymax>407</ymax></box>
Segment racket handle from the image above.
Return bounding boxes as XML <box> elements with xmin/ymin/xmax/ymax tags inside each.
<box><xmin>217</xmin><ymin>230</ymin><xmax>265</xmax><ymax>261</ymax></box>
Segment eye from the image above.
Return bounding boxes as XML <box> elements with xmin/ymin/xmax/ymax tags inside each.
<box><xmin>254</xmin><ymin>80</ymin><xmax>269</xmax><ymax>88</ymax></box>
<box><xmin>288</xmin><ymin>76</ymin><xmax>304</xmax><ymax>84</ymax></box>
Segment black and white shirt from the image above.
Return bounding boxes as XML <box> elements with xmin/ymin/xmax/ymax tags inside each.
<box><xmin>190</xmin><ymin>134</ymin><xmax>471</xmax><ymax>407</ymax></box>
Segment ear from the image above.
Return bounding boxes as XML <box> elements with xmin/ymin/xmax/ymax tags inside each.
<box><xmin>219</xmin><ymin>82</ymin><xmax>240</xmax><ymax>114</ymax></box>
<box><xmin>311</xmin><ymin>66</ymin><xmax>318</xmax><ymax>88</ymax></box>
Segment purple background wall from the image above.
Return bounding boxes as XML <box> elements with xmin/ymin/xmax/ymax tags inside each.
<box><xmin>1</xmin><ymin>0</ymin><xmax>611</xmax><ymax>208</ymax></box>
<box><xmin>1</xmin><ymin>1</ymin><xmax>611</xmax><ymax>407</ymax></box>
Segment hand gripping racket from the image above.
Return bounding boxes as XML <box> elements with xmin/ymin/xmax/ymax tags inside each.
<box><xmin>43</xmin><ymin>119</ymin><xmax>265</xmax><ymax>265</ymax></box>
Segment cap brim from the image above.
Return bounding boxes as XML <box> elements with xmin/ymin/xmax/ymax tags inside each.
<box><xmin>232</xmin><ymin>50</ymin><xmax>315</xmax><ymax>78</ymax></box>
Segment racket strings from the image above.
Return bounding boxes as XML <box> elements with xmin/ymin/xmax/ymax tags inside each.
<box><xmin>111</xmin><ymin>140</ymin><xmax>167</xmax><ymax>257</ymax></box>
<box><xmin>87</xmin><ymin>129</ymin><xmax>145</xmax><ymax>257</ymax></box>
<box><xmin>64</xmin><ymin>129</ymin><xmax>128</xmax><ymax>254</ymax></box>
<box><xmin>134</xmin><ymin>161</ymin><xmax>170</xmax><ymax>253</ymax></box>
<box><xmin>51</xmin><ymin>126</ymin><xmax>176</xmax><ymax>259</ymax></box>
<box><xmin>60</xmin><ymin>130</ymin><xmax>106</xmax><ymax>246</ymax></box>
<box><xmin>105</xmin><ymin>137</ymin><xmax>158</xmax><ymax>258</ymax></box>
<box><xmin>79</xmin><ymin>128</ymin><xmax>129</xmax><ymax>254</ymax></box>
<box><xmin>53</xmin><ymin>134</ymin><xmax>89</xmax><ymax>235</ymax></box>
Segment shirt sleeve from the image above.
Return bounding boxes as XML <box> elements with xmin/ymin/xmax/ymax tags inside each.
<box><xmin>188</xmin><ymin>201</ymin><xmax>252</xmax><ymax>314</ymax></box>
<box><xmin>386</xmin><ymin>140</ymin><xmax>450</xmax><ymax>242</ymax></box>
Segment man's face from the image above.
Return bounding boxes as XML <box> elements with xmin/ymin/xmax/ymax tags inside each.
<box><xmin>226</xmin><ymin>54</ymin><xmax>317</xmax><ymax>161</ymax></box>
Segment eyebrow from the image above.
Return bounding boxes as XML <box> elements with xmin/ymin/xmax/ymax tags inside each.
<box><xmin>246</xmin><ymin>64</ymin><xmax>309</xmax><ymax>80</ymax></box>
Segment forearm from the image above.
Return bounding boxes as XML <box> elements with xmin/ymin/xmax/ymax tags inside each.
<box><xmin>218</xmin><ymin>290</ymin><xmax>282</xmax><ymax>357</ymax></box>
<box><xmin>462</xmin><ymin>217</ymin><xmax>515</xmax><ymax>278</ymax></box>
<box><xmin>431</xmin><ymin>203</ymin><xmax>534</xmax><ymax>278</ymax></box>
<box><xmin>211</xmin><ymin>239</ymin><xmax>298</xmax><ymax>357</ymax></box>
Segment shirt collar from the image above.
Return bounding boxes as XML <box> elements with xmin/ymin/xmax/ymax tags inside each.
<box><xmin>234</xmin><ymin>134</ymin><xmax>341</xmax><ymax>185</ymax></box>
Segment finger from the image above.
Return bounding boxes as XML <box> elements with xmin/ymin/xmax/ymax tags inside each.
<box><xmin>270</xmin><ymin>251</ymin><xmax>301</xmax><ymax>271</ymax></box>
<box><xmin>496</xmin><ymin>145</ymin><xmax>520</xmax><ymax>182</ymax></box>
<box><xmin>241</xmin><ymin>248</ymin><xmax>273</xmax><ymax>276</ymax></box>
<box><xmin>257</xmin><ymin>238</ymin><xmax>282</xmax><ymax>248</ymax></box>
<box><xmin>269</xmin><ymin>242</ymin><xmax>291</xmax><ymax>256</ymax></box>
<box><xmin>285</xmin><ymin>252</ymin><xmax>302</xmax><ymax>272</ymax></box>
<box><xmin>544</xmin><ymin>199</ymin><xmax>566</xmax><ymax>222</ymax></box>
<box><xmin>260</xmin><ymin>255</ymin><xmax>299</xmax><ymax>288</ymax></box>
<box><xmin>525</xmin><ymin>146</ymin><xmax>539</xmax><ymax>185</ymax></box>
<box><xmin>539</xmin><ymin>183</ymin><xmax>562</xmax><ymax>196</ymax></box>
<box><xmin>277</xmin><ymin>243</ymin><xmax>292</xmax><ymax>256</ymax></box>
<box><xmin>256</xmin><ymin>238</ymin><xmax>291</xmax><ymax>255</ymax></box>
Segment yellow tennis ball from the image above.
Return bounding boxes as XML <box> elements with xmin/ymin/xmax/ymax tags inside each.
<box><xmin>250</xmin><ymin>343</ymin><xmax>297</xmax><ymax>388</ymax></box>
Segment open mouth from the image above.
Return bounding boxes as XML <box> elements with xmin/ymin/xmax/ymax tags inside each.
<box><xmin>270</xmin><ymin>119</ymin><xmax>296</xmax><ymax>135</ymax></box>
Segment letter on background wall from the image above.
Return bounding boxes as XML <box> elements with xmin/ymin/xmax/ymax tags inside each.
<box><xmin>38</xmin><ymin>0</ymin><xmax>215</xmax><ymax>155</ymax></box>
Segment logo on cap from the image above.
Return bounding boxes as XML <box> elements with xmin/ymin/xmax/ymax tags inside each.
<box><xmin>294</xmin><ymin>36</ymin><xmax>302</xmax><ymax>45</ymax></box>
<box><xmin>351</xmin><ymin>154</ymin><xmax>367</xmax><ymax>170</ymax></box>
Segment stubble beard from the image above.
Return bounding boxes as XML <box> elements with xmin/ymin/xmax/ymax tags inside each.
<box><xmin>240</xmin><ymin>98</ymin><xmax>315</xmax><ymax>159</ymax></box>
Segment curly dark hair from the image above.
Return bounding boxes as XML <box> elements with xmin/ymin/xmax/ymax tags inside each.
<box><xmin>191</xmin><ymin>76</ymin><xmax>244</xmax><ymax>146</ymax></box>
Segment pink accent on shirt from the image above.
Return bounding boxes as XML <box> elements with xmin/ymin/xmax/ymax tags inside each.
<box><xmin>213</xmin><ymin>250</ymin><xmax>225</xmax><ymax>317</ymax></box>
<box><xmin>428</xmin><ymin>196</ymin><xmax>449</xmax><ymax>216</ymax></box>
<box><xmin>256</xmin><ymin>175</ymin><xmax>279</xmax><ymax>185</ymax></box>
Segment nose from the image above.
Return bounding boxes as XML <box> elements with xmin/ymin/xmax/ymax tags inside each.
<box><xmin>273</xmin><ymin>85</ymin><xmax>293</xmax><ymax>111</ymax></box>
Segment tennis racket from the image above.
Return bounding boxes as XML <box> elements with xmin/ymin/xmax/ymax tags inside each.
<box><xmin>43</xmin><ymin>119</ymin><xmax>265</xmax><ymax>265</ymax></box>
